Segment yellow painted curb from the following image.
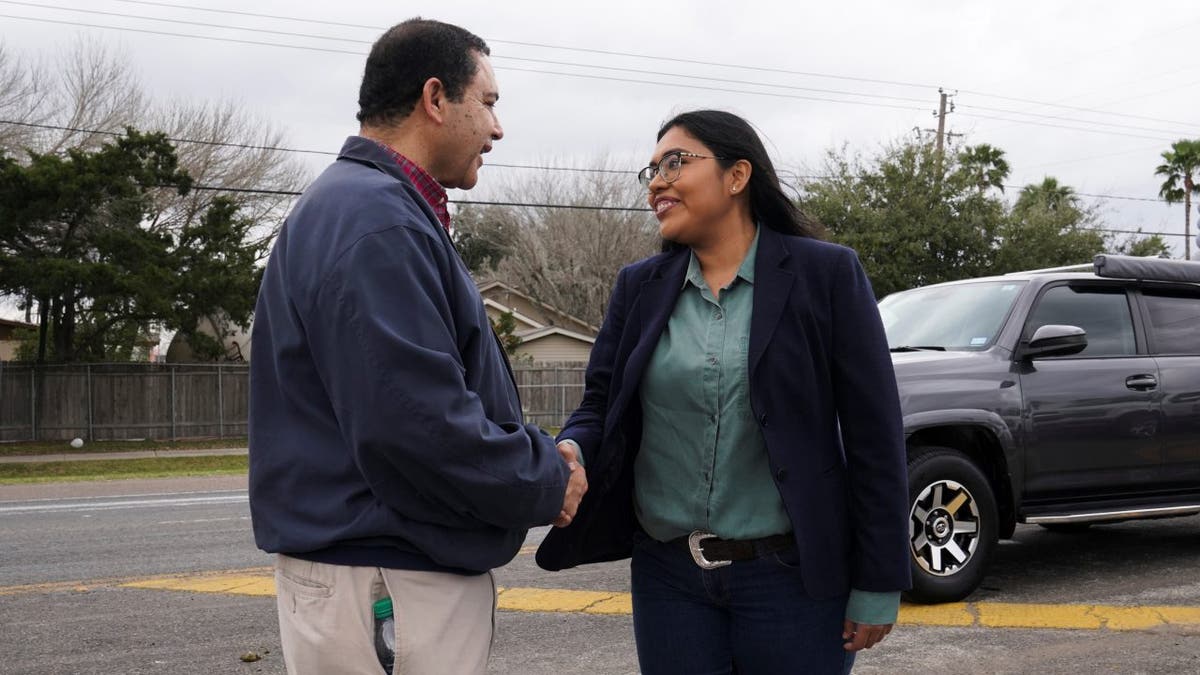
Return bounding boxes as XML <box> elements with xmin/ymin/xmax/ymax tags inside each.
<box><xmin>6</xmin><ymin>568</ymin><xmax>1200</xmax><ymax>634</ymax></box>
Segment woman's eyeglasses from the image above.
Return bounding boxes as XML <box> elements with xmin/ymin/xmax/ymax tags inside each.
<box><xmin>638</xmin><ymin>151</ymin><xmax>726</xmax><ymax>188</ymax></box>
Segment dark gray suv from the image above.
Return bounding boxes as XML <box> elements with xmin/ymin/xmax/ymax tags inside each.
<box><xmin>879</xmin><ymin>255</ymin><xmax>1200</xmax><ymax>603</ymax></box>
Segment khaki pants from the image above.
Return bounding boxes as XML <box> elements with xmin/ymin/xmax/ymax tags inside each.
<box><xmin>274</xmin><ymin>554</ymin><xmax>496</xmax><ymax>675</ymax></box>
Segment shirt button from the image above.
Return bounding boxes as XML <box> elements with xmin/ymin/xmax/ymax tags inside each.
<box><xmin>708</xmin><ymin>356</ymin><xmax>719</xmax><ymax>365</ymax></box>
<box><xmin>714</xmin><ymin>311</ymin><xmax>724</xmax><ymax>320</ymax></box>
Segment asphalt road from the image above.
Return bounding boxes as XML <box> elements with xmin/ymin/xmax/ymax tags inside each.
<box><xmin>1</xmin><ymin>476</ymin><xmax>1199</xmax><ymax>674</ymax></box>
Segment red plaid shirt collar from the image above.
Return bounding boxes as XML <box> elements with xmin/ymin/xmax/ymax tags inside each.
<box><xmin>370</xmin><ymin>139</ymin><xmax>451</xmax><ymax>233</ymax></box>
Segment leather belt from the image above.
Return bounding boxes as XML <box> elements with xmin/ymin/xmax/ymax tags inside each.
<box><xmin>672</xmin><ymin>531</ymin><xmax>795</xmax><ymax>569</ymax></box>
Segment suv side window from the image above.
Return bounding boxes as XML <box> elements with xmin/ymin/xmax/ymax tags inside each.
<box><xmin>1141</xmin><ymin>289</ymin><xmax>1200</xmax><ymax>355</ymax></box>
<box><xmin>1025</xmin><ymin>285</ymin><xmax>1137</xmax><ymax>357</ymax></box>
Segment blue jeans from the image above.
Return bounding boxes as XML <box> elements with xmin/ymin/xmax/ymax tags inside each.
<box><xmin>631</xmin><ymin>532</ymin><xmax>855</xmax><ymax>675</ymax></box>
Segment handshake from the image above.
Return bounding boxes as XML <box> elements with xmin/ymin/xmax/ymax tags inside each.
<box><xmin>552</xmin><ymin>441</ymin><xmax>588</xmax><ymax>528</ymax></box>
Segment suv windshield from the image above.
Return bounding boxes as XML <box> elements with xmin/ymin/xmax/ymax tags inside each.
<box><xmin>878</xmin><ymin>280</ymin><xmax>1027</xmax><ymax>351</ymax></box>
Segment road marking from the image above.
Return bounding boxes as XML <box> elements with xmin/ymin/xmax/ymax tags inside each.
<box><xmin>0</xmin><ymin>492</ymin><xmax>247</xmax><ymax>515</ymax></box>
<box><xmin>0</xmin><ymin>567</ymin><xmax>271</xmax><ymax>597</ymax></box>
<box><xmin>8</xmin><ymin>568</ymin><xmax>1200</xmax><ymax>634</ymax></box>
<box><xmin>156</xmin><ymin>516</ymin><xmax>251</xmax><ymax>525</ymax></box>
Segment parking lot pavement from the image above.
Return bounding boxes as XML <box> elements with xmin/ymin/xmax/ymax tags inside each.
<box><xmin>2</xmin><ymin>479</ymin><xmax>1200</xmax><ymax>674</ymax></box>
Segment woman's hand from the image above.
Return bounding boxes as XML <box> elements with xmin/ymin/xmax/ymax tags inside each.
<box><xmin>552</xmin><ymin>441</ymin><xmax>588</xmax><ymax>527</ymax></box>
<box><xmin>842</xmin><ymin>620</ymin><xmax>893</xmax><ymax>651</ymax></box>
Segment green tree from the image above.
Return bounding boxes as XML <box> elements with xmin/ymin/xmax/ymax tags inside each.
<box><xmin>1155</xmin><ymin>139</ymin><xmax>1200</xmax><ymax>260</ymax></box>
<box><xmin>1016</xmin><ymin>177</ymin><xmax>1075</xmax><ymax>211</ymax></box>
<box><xmin>956</xmin><ymin>143</ymin><xmax>1011</xmax><ymax>193</ymax></box>
<box><xmin>169</xmin><ymin>197</ymin><xmax>266</xmax><ymax>361</ymax></box>
<box><xmin>992</xmin><ymin>177</ymin><xmax>1105</xmax><ymax>274</ymax></box>
<box><xmin>801</xmin><ymin>140</ymin><xmax>1005</xmax><ymax>297</ymax></box>
<box><xmin>0</xmin><ymin>130</ymin><xmax>264</xmax><ymax>363</ymax></box>
<box><xmin>490</xmin><ymin>311</ymin><xmax>522</xmax><ymax>356</ymax></box>
<box><xmin>1115</xmin><ymin>231</ymin><xmax>1172</xmax><ymax>258</ymax></box>
<box><xmin>0</xmin><ymin>129</ymin><xmax>192</xmax><ymax>362</ymax></box>
<box><xmin>451</xmin><ymin>205</ymin><xmax>513</xmax><ymax>275</ymax></box>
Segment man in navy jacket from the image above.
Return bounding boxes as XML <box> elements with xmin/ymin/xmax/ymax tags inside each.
<box><xmin>249</xmin><ymin>19</ymin><xmax>585</xmax><ymax>674</ymax></box>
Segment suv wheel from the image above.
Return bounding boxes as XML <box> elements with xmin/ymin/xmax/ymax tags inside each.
<box><xmin>904</xmin><ymin>446</ymin><xmax>999</xmax><ymax>604</ymax></box>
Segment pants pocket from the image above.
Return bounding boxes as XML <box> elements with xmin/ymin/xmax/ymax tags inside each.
<box><xmin>275</xmin><ymin>555</ymin><xmax>334</xmax><ymax>599</ymax></box>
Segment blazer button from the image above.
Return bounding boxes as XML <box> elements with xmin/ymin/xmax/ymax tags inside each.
<box><xmin>759</xmin><ymin>414</ymin><xmax>768</xmax><ymax>428</ymax></box>
<box><xmin>775</xmin><ymin>468</ymin><xmax>788</xmax><ymax>482</ymax></box>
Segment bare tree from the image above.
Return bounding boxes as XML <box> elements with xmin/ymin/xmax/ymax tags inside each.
<box><xmin>466</xmin><ymin>160</ymin><xmax>659</xmax><ymax>327</ymax></box>
<box><xmin>147</xmin><ymin>99</ymin><xmax>309</xmax><ymax>247</ymax></box>
<box><xmin>0</xmin><ymin>42</ymin><xmax>50</xmax><ymax>152</ymax></box>
<box><xmin>0</xmin><ymin>38</ymin><xmax>309</xmax><ymax>249</ymax></box>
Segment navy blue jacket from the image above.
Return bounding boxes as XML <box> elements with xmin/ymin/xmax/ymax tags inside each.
<box><xmin>250</xmin><ymin>137</ymin><xmax>569</xmax><ymax>574</ymax></box>
<box><xmin>536</xmin><ymin>226</ymin><xmax>911</xmax><ymax>597</ymax></box>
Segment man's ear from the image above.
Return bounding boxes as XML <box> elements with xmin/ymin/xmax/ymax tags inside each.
<box><xmin>420</xmin><ymin>77</ymin><xmax>447</xmax><ymax>124</ymax></box>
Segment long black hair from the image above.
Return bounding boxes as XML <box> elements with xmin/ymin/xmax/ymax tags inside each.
<box><xmin>656</xmin><ymin>110</ymin><xmax>823</xmax><ymax>251</ymax></box>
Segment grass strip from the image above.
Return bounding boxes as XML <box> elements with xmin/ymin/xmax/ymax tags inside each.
<box><xmin>0</xmin><ymin>437</ymin><xmax>248</xmax><ymax>457</ymax></box>
<box><xmin>0</xmin><ymin>455</ymin><xmax>248</xmax><ymax>484</ymax></box>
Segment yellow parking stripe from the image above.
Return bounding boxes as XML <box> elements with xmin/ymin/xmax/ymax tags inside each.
<box><xmin>6</xmin><ymin>568</ymin><xmax>1200</xmax><ymax>633</ymax></box>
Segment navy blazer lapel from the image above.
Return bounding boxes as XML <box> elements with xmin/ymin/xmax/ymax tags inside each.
<box><xmin>605</xmin><ymin>249</ymin><xmax>688</xmax><ymax>433</ymax></box>
<box><xmin>750</xmin><ymin>227</ymin><xmax>795</xmax><ymax>376</ymax></box>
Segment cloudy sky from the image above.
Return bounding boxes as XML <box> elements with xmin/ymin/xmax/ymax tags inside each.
<box><xmin>2</xmin><ymin>0</ymin><xmax>1199</xmax><ymax>260</ymax></box>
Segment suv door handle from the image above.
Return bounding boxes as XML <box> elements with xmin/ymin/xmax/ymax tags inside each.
<box><xmin>1125</xmin><ymin>374</ymin><xmax>1158</xmax><ymax>391</ymax></box>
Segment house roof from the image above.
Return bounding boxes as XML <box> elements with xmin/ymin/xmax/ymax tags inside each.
<box><xmin>517</xmin><ymin>325</ymin><xmax>596</xmax><ymax>345</ymax></box>
<box><xmin>481</xmin><ymin>298</ymin><xmax>545</xmax><ymax>332</ymax></box>
<box><xmin>476</xmin><ymin>280</ymin><xmax>599</xmax><ymax>335</ymax></box>
<box><xmin>0</xmin><ymin>317</ymin><xmax>35</xmax><ymax>330</ymax></box>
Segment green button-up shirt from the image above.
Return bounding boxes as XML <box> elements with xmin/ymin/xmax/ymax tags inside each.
<box><xmin>634</xmin><ymin>229</ymin><xmax>791</xmax><ymax>541</ymax></box>
<box><xmin>629</xmin><ymin>227</ymin><xmax>899</xmax><ymax>625</ymax></box>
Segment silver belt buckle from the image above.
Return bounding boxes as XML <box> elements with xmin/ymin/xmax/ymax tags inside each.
<box><xmin>687</xmin><ymin>531</ymin><xmax>732</xmax><ymax>570</ymax></box>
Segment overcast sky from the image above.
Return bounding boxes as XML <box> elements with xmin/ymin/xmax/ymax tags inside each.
<box><xmin>2</xmin><ymin>0</ymin><xmax>1199</xmax><ymax>263</ymax></box>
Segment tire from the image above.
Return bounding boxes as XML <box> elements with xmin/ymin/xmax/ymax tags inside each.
<box><xmin>1038</xmin><ymin>522</ymin><xmax>1093</xmax><ymax>533</ymax></box>
<box><xmin>903</xmin><ymin>446</ymin><xmax>999</xmax><ymax>604</ymax></box>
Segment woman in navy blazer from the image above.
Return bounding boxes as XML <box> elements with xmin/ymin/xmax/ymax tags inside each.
<box><xmin>538</xmin><ymin>111</ymin><xmax>910</xmax><ymax>674</ymax></box>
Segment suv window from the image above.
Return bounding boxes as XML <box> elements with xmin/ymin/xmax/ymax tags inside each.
<box><xmin>1142</xmin><ymin>289</ymin><xmax>1200</xmax><ymax>355</ymax></box>
<box><xmin>1026</xmin><ymin>285</ymin><xmax>1136</xmax><ymax>357</ymax></box>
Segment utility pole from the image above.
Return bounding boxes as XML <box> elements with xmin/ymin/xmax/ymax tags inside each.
<box><xmin>935</xmin><ymin>89</ymin><xmax>949</xmax><ymax>157</ymax></box>
<box><xmin>932</xmin><ymin>88</ymin><xmax>959</xmax><ymax>158</ymax></box>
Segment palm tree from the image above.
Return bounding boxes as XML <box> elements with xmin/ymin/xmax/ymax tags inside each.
<box><xmin>1016</xmin><ymin>177</ymin><xmax>1077</xmax><ymax>213</ymax></box>
<box><xmin>957</xmin><ymin>144</ymin><xmax>1011</xmax><ymax>193</ymax></box>
<box><xmin>1155</xmin><ymin>139</ymin><xmax>1200</xmax><ymax>260</ymax></box>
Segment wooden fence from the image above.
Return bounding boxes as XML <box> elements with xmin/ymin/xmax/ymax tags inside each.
<box><xmin>0</xmin><ymin>362</ymin><xmax>587</xmax><ymax>442</ymax></box>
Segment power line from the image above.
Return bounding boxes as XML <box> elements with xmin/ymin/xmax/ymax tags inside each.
<box><xmin>181</xmin><ymin>183</ymin><xmax>652</xmax><ymax>212</ymax></box>
<box><xmin>103</xmin><ymin>0</ymin><xmax>940</xmax><ymax>91</ymax></box>
<box><xmin>0</xmin><ymin>1</ymin><xmax>934</xmax><ymax>105</ymax></box>
<box><xmin>0</xmin><ymin>12</ymin><xmax>931</xmax><ymax>113</ymax></box>
<box><xmin>957</xmin><ymin>88</ymin><xmax>1200</xmax><ymax>133</ymax></box>
<box><xmin>957</xmin><ymin>103</ymin><xmax>1199</xmax><ymax>139</ymax></box>
<box><xmin>99</xmin><ymin>0</ymin><xmax>1200</xmax><ymax>132</ymax></box>
<box><xmin>8</xmin><ymin>6</ymin><xmax>1196</xmax><ymax>136</ymax></box>
<box><xmin>4</xmin><ymin>119</ymin><xmax>1179</xmax><ymax>205</ymax></box>
<box><xmin>957</xmin><ymin>112</ymin><xmax>1180</xmax><ymax>143</ymax></box>
<box><xmin>0</xmin><ymin>8</ymin><xmax>931</xmax><ymax>111</ymax></box>
<box><xmin>1</xmin><ymin>118</ymin><xmax>637</xmax><ymax>174</ymax></box>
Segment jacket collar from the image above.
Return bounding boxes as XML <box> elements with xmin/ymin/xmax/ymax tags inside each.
<box><xmin>749</xmin><ymin>226</ymin><xmax>795</xmax><ymax>376</ymax></box>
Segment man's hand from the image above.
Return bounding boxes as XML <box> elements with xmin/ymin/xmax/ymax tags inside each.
<box><xmin>842</xmin><ymin>620</ymin><xmax>893</xmax><ymax>652</ymax></box>
<box><xmin>552</xmin><ymin>441</ymin><xmax>588</xmax><ymax>528</ymax></box>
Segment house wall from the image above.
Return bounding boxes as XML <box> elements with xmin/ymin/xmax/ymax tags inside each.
<box><xmin>516</xmin><ymin>334</ymin><xmax>593</xmax><ymax>364</ymax></box>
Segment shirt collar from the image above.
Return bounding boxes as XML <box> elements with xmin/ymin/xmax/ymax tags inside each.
<box><xmin>684</xmin><ymin>226</ymin><xmax>761</xmax><ymax>290</ymax></box>
<box><xmin>365</xmin><ymin>138</ymin><xmax>451</xmax><ymax>232</ymax></box>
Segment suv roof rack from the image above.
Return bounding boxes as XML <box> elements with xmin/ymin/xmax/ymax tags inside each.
<box><xmin>1004</xmin><ymin>255</ymin><xmax>1200</xmax><ymax>284</ymax></box>
<box><xmin>1005</xmin><ymin>262</ymin><xmax>1094</xmax><ymax>275</ymax></box>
